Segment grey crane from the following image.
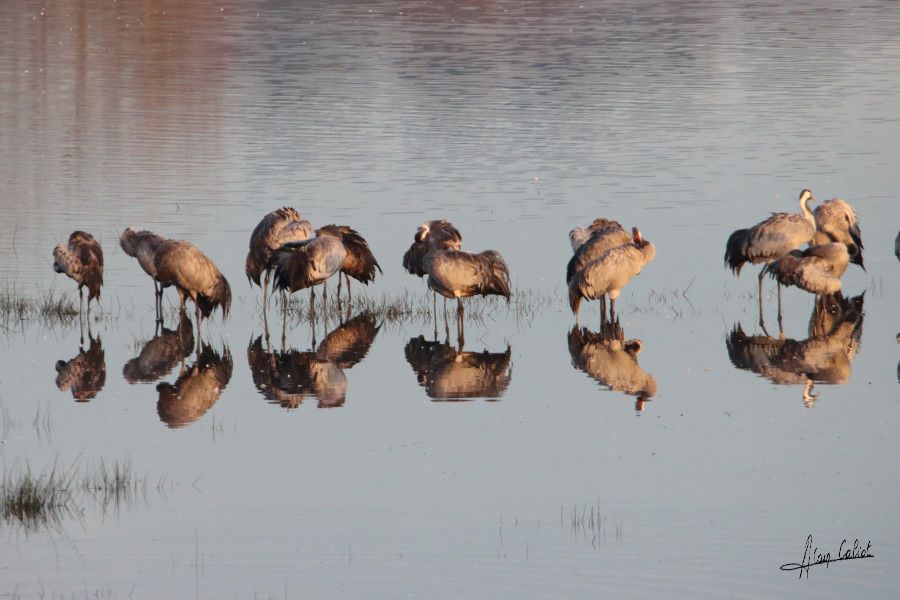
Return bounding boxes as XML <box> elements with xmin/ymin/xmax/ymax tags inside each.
<box><xmin>120</xmin><ymin>227</ymin><xmax>168</xmax><ymax>319</ymax></box>
<box><xmin>422</xmin><ymin>244</ymin><xmax>511</xmax><ymax>345</ymax></box>
<box><xmin>724</xmin><ymin>188</ymin><xmax>817</xmax><ymax>327</ymax></box>
<box><xmin>153</xmin><ymin>239</ymin><xmax>231</xmax><ymax>342</ymax></box>
<box><xmin>271</xmin><ymin>224</ymin><xmax>381</xmax><ymax>311</ymax></box>
<box><xmin>245</xmin><ymin>207</ymin><xmax>313</xmax><ymax>308</ymax></box>
<box><xmin>566</xmin><ymin>218</ymin><xmax>632</xmax><ymax>318</ymax></box>
<box><xmin>568</xmin><ymin>227</ymin><xmax>655</xmax><ymax>322</ymax></box>
<box><xmin>811</xmin><ymin>198</ymin><xmax>864</xmax><ymax>269</ymax></box>
<box><xmin>52</xmin><ymin>231</ymin><xmax>104</xmax><ymax>317</ymax></box>
<box><xmin>764</xmin><ymin>242</ymin><xmax>850</xmax><ymax>328</ymax></box>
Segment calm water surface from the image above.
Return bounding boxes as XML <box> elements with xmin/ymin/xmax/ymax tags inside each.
<box><xmin>1</xmin><ymin>1</ymin><xmax>899</xmax><ymax>598</ymax></box>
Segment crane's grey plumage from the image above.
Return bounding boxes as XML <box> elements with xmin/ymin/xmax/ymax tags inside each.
<box><xmin>156</xmin><ymin>344</ymin><xmax>232</xmax><ymax>427</ymax></box>
<box><xmin>568</xmin><ymin>322</ymin><xmax>657</xmax><ymax>410</ymax></box>
<box><xmin>765</xmin><ymin>242</ymin><xmax>849</xmax><ymax>297</ymax></box>
<box><xmin>120</xmin><ymin>227</ymin><xmax>167</xmax><ymax>316</ymax></box>
<box><xmin>403</xmin><ymin>220</ymin><xmax>462</xmax><ymax>277</ymax></box>
<box><xmin>246</xmin><ymin>207</ymin><xmax>313</xmax><ymax>306</ymax></box>
<box><xmin>55</xmin><ymin>335</ymin><xmax>106</xmax><ymax>402</ymax></box>
<box><xmin>724</xmin><ymin>189</ymin><xmax>818</xmax><ymax>326</ymax></box>
<box><xmin>569</xmin><ymin>218</ymin><xmax>624</xmax><ymax>252</ymax></box>
<box><xmin>53</xmin><ymin>230</ymin><xmax>104</xmax><ymax>315</ymax></box>
<box><xmin>568</xmin><ymin>227</ymin><xmax>655</xmax><ymax>320</ymax></box>
<box><xmin>272</xmin><ymin>225</ymin><xmax>381</xmax><ymax>306</ymax></box>
<box><xmin>811</xmin><ymin>198</ymin><xmax>864</xmax><ymax>269</ymax></box>
<box><xmin>154</xmin><ymin>240</ymin><xmax>231</xmax><ymax>340</ymax></box>
<box><xmin>420</xmin><ymin>243</ymin><xmax>510</xmax><ymax>344</ymax></box>
<box><xmin>566</xmin><ymin>220</ymin><xmax>632</xmax><ymax>283</ymax></box>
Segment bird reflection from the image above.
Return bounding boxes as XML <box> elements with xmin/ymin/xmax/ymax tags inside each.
<box><xmin>567</xmin><ymin>320</ymin><xmax>657</xmax><ymax>411</ymax></box>
<box><xmin>123</xmin><ymin>313</ymin><xmax>194</xmax><ymax>383</ymax></box>
<box><xmin>156</xmin><ymin>343</ymin><xmax>232</xmax><ymax>427</ymax></box>
<box><xmin>726</xmin><ymin>293</ymin><xmax>864</xmax><ymax>406</ymax></box>
<box><xmin>404</xmin><ymin>336</ymin><xmax>512</xmax><ymax>401</ymax></box>
<box><xmin>248</xmin><ymin>312</ymin><xmax>381</xmax><ymax>409</ymax></box>
<box><xmin>55</xmin><ymin>334</ymin><xmax>106</xmax><ymax>402</ymax></box>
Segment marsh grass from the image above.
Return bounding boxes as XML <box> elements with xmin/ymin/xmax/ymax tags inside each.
<box><xmin>1</xmin><ymin>458</ymin><xmax>165</xmax><ymax>534</ymax></box>
<box><xmin>564</xmin><ymin>501</ymin><xmax>624</xmax><ymax>549</ymax></box>
<box><xmin>273</xmin><ymin>288</ymin><xmax>552</xmax><ymax>327</ymax></box>
<box><xmin>0</xmin><ymin>286</ymin><xmax>79</xmax><ymax>328</ymax></box>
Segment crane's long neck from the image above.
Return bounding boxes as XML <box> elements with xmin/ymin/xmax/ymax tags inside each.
<box><xmin>800</xmin><ymin>195</ymin><xmax>816</xmax><ymax>227</ymax></box>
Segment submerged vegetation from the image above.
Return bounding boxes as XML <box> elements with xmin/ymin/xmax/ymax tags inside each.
<box><xmin>0</xmin><ymin>286</ymin><xmax>79</xmax><ymax>328</ymax></box>
<box><xmin>1</xmin><ymin>458</ymin><xmax>168</xmax><ymax>534</ymax></box>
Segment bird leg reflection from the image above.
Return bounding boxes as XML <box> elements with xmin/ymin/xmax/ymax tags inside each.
<box><xmin>757</xmin><ymin>268</ymin><xmax>766</xmax><ymax>327</ymax></box>
<box><xmin>456</xmin><ymin>298</ymin><xmax>465</xmax><ymax>349</ymax></box>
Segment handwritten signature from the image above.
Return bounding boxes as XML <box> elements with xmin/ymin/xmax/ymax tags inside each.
<box><xmin>780</xmin><ymin>535</ymin><xmax>874</xmax><ymax>578</ymax></box>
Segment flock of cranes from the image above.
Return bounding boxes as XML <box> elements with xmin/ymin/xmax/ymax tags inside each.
<box><xmin>50</xmin><ymin>187</ymin><xmax>883</xmax><ymax>346</ymax></box>
<box><xmin>45</xmin><ymin>187</ymin><xmax>892</xmax><ymax>411</ymax></box>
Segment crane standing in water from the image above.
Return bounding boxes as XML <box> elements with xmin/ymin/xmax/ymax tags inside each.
<box><xmin>568</xmin><ymin>227</ymin><xmax>655</xmax><ymax>323</ymax></box>
<box><xmin>154</xmin><ymin>239</ymin><xmax>231</xmax><ymax>344</ymax></box>
<box><xmin>567</xmin><ymin>218</ymin><xmax>632</xmax><ymax>319</ymax></box>
<box><xmin>246</xmin><ymin>207</ymin><xmax>314</xmax><ymax>309</ymax></box>
<box><xmin>724</xmin><ymin>189</ymin><xmax>817</xmax><ymax>327</ymax></box>
<box><xmin>422</xmin><ymin>242</ymin><xmax>511</xmax><ymax>346</ymax></box>
<box><xmin>403</xmin><ymin>220</ymin><xmax>463</xmax><ymax>315</ymax></box>
<box><xmin>120</xmin><ymin>227</ymin><xmax>168</xmax><ymax>320</ymax></box>
<box><xmin>53</xmin><ymin>230</ymin><xmax>104</xmax><ymax>317</ymax></box>
<box><xmin>764</xmin><ymin>242</ymin><xmax>850</xmax><ymax>330</ymax></box>
<box><xmin>272</xmin><ymin>224</ymin><xmax>381</xmax><ymax>310</ymax></box>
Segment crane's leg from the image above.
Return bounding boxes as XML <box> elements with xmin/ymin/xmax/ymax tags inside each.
<box><xmin>337</xmin><ymin>272</ymin><xmax>342</xmax><ymax>302</ymax></box>
<box><xmin>263</xmin><ymin>270</ymin><xmax>271</xmax><ymax>310</ymax></box>
<box><xmin>757</xmin><ymin>268</ymin><xmax>766</xmax><ymax>328</ymax></box>
<box><xmin>776</xmin><ymin>282</ymin><xmax>783</xmax><ymax>328</ymax></box>
<box><xmin>309</xmin><ymin>288</ymin><xmax>316</xmax><ymax>320</ymax></box>
<box><xmin>609</xmin><ymin>297</ymin><xmax>617</xmax><ymax>321</ymax></box>
<box><xmin>323</xmin><ymin>279</ymin><xmax>328</xmax><ymax>314</ymax></box>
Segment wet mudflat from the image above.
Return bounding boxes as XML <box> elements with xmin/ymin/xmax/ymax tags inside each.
<box><xmin>1</xmin><ymin>1</ymin><xmax>899</xmax><ymax>598</ymax></box>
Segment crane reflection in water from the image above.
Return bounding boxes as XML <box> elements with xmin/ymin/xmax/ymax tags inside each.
<box><xmin>156</xmin><ymin>342</ymin><xmax>233</xmax><ymax>427</ymax></box>
<box><xmin>404</xmin><ymin>335</ymin><xmax>512</xmax><ymax>402</ymax></box>
<box><xmin>55</xmin><ymin>333</ymin><xmax>106</xmax><ymax>402</ymax></box>
<box><xmin>726</xmin><ymin>293</ymin><xmax>864</xmax><ymax>406</ymax></box>
<box><xmin>567</xmin><ymin>319</ymin><xmax>657</xmax><ymax>411</ymax></box>
<box><xmin>248</xmin><ymin>311</ymin><xmax>381</xmax><ymax>409</ymax></box>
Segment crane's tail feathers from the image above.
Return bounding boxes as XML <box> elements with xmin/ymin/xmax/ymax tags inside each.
<box><xmin>337</xmin><ymin>227</ymin><xmax>380</xmax><ymax>284</ymax></box>
<box><xmin>724</xmin><ymin>228</ymin><xmax>750</xmax><ymax>275</ymax></box>
<box><xmin>197</xmin><ymin>276</ymin><xmax>232</xmax><ymax>319</ymax></box>
<box><xmin>565</xmin><ymin>252</ymin><xmax>580</xmax><ymax>284</ymax></box>
<box><xmin>567</xmin><ymin>275</ymin><xmax>583</xmax><ymax>315</ymax></box>
<box><xmin>847</xmin><ymin>244</ymin><xmax>865</xmax><ymax>270</ymax></box>
<box><xmin>479</xmin><ymin>251</ymin><xmax>511</xmax><ymax>299</ymax></box>
<box><xmin>272</xmin><ymin>248</ymin><xmax>309</xmax><ymax>293</ymax></box>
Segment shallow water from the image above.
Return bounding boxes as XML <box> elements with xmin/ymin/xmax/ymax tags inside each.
<box><xmin>1</xmin><ymin>0</ymin><xmax>899</xmax><ymax>598</ymax></box>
